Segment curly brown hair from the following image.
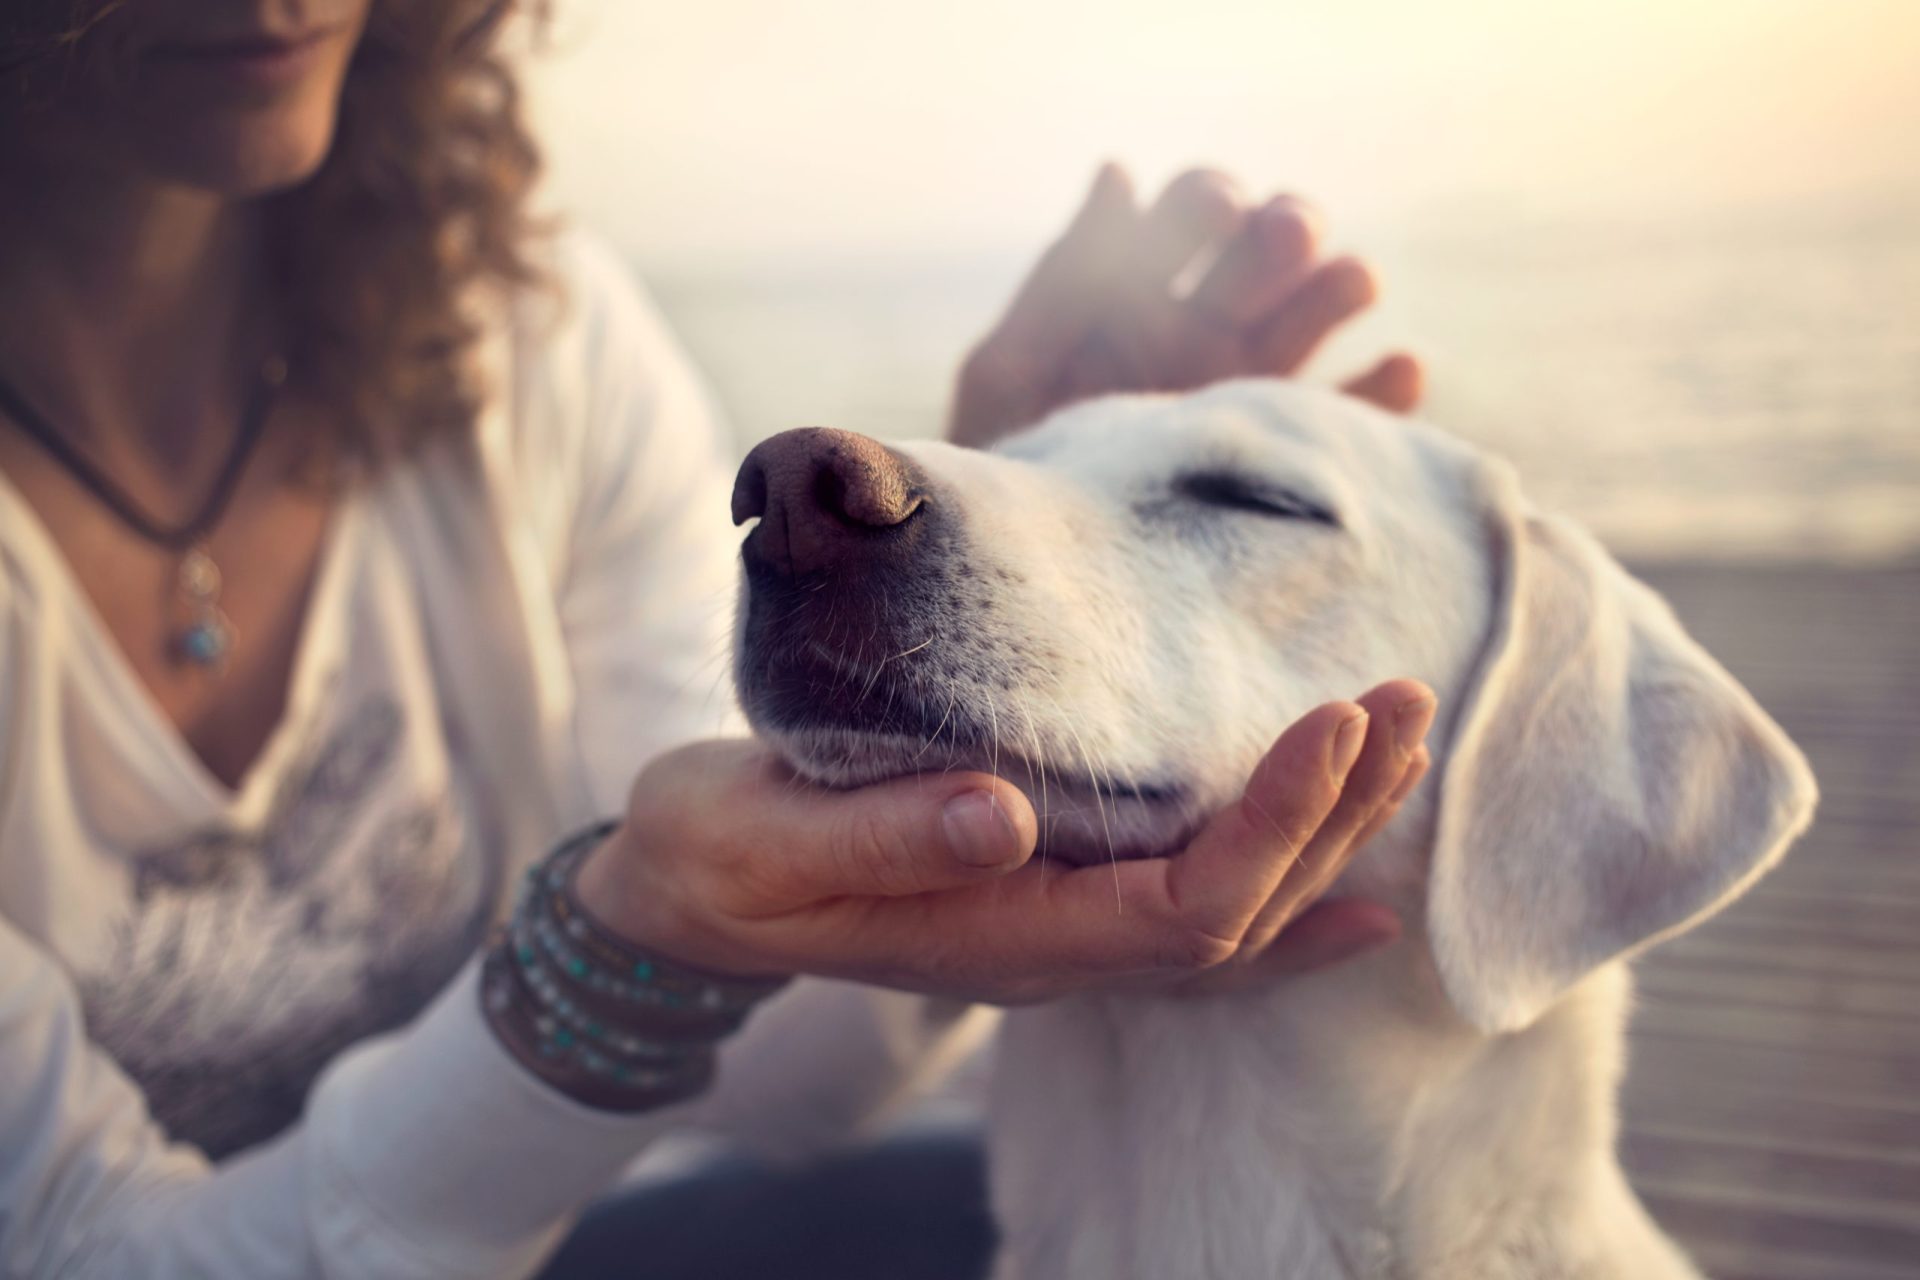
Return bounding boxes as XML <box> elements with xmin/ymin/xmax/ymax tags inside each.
<box><xmin>1</xmin><ymin>0</ymin><xmax>549</xmax><ymax>466</ymax></box>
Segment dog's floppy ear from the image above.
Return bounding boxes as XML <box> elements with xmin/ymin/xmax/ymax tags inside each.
<box><xmin>1427</xmin><ymin>463</ymin><xmax>1817</xmax><ymax>1034</ymax></box>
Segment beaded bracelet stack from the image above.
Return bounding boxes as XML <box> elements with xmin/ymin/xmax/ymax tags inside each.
<box><xmin>481</xmin><ymin>821</ymin><xmax>789</xmax><ymax>1112</ymax></box>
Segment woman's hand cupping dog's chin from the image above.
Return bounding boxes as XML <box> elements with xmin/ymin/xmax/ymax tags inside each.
<box><xmin>949</xmin><ymin>163</ymin><xmax>1425</xmax><ymax>451</ymax></box>
<box><xmin>572</xmin><ymin>681</ymin><xmax>1435</xmax><ymax>1006</ymax></box>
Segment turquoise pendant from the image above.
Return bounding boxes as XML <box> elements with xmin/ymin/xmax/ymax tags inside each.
<box><xmin>173</xmin><ymin>546</ymin><xmax>234</xmax><ymax>672</ymax></box>
<box><xmin>179</xmin><ymin>616</ymin><xmax>233</xmax><ymax>667</ymax></box>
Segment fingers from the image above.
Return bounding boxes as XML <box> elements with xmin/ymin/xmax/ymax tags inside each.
<box><xmin>954</xmin><ymin>165</ymin><xmax>1406</xmax><ymax>453</ymax></box>
<box><xmin>1057</xmin><ymin>169</ymin><xmax>1250</xmax><ymax>400</ymax></box>
<box><xmin>1293</xmin><ymin>682</ymin><xmax>1434</xmax><ymax>879</ymax></box>
<box><xmin>1187</xmin><ymin>195</ymin><xmax>1322</xmax><ymax>327</ymax></box>
<box><xmin>1234</xmin><ymin>681</ymin><xmax>1435</xmax><ymax>953</ymax></box>
<box><xmin>776</xmin><ymin>685</ymin><xmax>1432</xmax><ymax>999</ymax></box>
<box><xmin>991</xmin><ymin>164</ymin><xmax>1134</xmax><ymax>354</ymax></box>
<box><xmin>953</xmin><ymin>163</ymin><xmax>1409</xmax><ymax>449</ymax></box>
<box><xmin>969</xmin><ymin>164</ymin><xmax>1134</xmax><ymax>363</ymax></box>
<box><xmin>950</xmin><ymin>164</ymin><xmax>1137</xmax><ymax>448</ymax></box>
<box><xmin>830</xmin><ymin>701</ymin><xmax>1365</xmax><ymax>988</ymax></box>
<box><xmin>1135</xmin><ymin>169</ymin><xmax>1246</xmax><ymax>290</ymax></box>
<box><xmin>1348</xmin><ymin>743</ymin><xmax>1430</xmax><ymax>850</ymax></box>
<box><xmin>1342</xmin><ymin>352</ymin><xmax>1425</xmax><ymax>414</ymax></box>
<box><xmin>1247</xmin><ymin>255</ymin><xmax>1379</xmax><ymax>376</ymax></box>
<box><xmin>1095</xmin><ymin>700</ymin><xmax>1370</xmax><ymax>967</ymax></box>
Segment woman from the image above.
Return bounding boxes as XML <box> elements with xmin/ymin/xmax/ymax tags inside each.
<box><xmin>0</xmin><ymin>2</ymin><xmax>1434</xmax><ymax>1276</ymax></box>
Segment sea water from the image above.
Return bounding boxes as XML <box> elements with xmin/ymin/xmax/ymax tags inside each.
<box><xmin>641</xmin><ymin>201</ymin><xmax>1920</xmax><ymax>563</ymax></box>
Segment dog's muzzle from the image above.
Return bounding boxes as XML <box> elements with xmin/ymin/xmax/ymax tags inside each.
<box><xmin>731</xmin><ymin>427</ymin><xmax>959</xmax><ymax>744</ymax></box>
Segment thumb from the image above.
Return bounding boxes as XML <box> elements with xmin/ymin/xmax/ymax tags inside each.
<box><xmin>774</xmin><ymin>771</ymin><xmax>1039</xmax><ymax>900</ymax></box>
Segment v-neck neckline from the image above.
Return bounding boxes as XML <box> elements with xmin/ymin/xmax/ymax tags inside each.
<box><xmin>0</xmin><ymin>463</ymin><xmax>364</xmax><ymax>827</ymax></box>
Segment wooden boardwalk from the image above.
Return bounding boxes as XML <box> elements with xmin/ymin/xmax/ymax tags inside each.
<box><xmin>1620</xmin><ymin>561</ymin><xmax>1920</xmax><ymax>1280</ymax></box>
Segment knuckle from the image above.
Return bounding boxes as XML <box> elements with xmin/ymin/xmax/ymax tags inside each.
<box><xmin>1160</xmin><ymin>923</ymin><xmax>1241</xmax><ymax>972</ymax></box>
<box><xmin>638</xmin><ymin>882</ymin><xmax>704</xmax><ymax>945</ymax></box>
<box><xmin>712</xmin><ymin>865</ymin><xmax>775</xmax><ymax>919</ymax></box>
<box><xmin>683</xmin><ymin>830</ymin><xmax>788</xmax><ymax>919</ymax></box>
<box><xmin>683</xmin><ymin>852</ymin><xmax>756</xmax><ymax>919</ymax></box>
<box><xmin>839</xmin><ymin>808</ymin><xmax>919</xmax><ymax>894</ymax></box>
<box><xmin>1303</xmin><ymin>778</ymin><xmax>1345</xmax><ymax>821</ymax></box>
<box><xmin>600</xmin><ymin>849</ymin><xmax>710</xmax><ymax>948</ymax></box>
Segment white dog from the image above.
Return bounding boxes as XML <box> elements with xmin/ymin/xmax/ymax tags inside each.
<box><xmin>729</xmin><ymin>380</ymin><xmax>1817</xmax><ymax>1280</ymax></box>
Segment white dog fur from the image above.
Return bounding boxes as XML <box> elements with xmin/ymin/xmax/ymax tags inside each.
<box><xmin>736</xmin><ymin>380</ymin><xmax>1818</xmax><ymax>1280</ymax></box>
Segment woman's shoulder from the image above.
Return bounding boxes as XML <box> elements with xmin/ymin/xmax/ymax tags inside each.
<box><xmin>0</xmin><ymin>541</ymin><xmax>30</xmax><ymax>796</ymax></box>
<box><xmin>496</xmin><ymin>226</ymin><xmax>715</xmax><ymax>437</ymax></box>
<box><xmin>475</xmin><ymin>225</ymin><xmax>733</xmax><ymax>577</ymax></box>
<box><xmin>0</xmin><ymin>503</ymin><xmax>33</xmax><ymax>670</ymax></box>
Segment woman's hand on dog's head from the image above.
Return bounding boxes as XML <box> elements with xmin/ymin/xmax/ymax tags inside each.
<box><xmin>949</xmin><ymin>163</ymin><xmax>1425</xmax><ymax>450</ymax></box>
<box><xmin>573</xmin><ymin>681</ymin><xmax>1434</xmax><ymax>1004</ymax></box>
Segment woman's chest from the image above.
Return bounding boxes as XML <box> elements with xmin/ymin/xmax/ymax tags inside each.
<box><xmin>73</xmin><ymin>679</ymin><xmax>502</xmax><ymax>1156</ymax></box>
<box><xmin>0</xmin><ymin>429</ymin><xmax>339</xmax><ymax>791</ymax></box>
<box><xmin>0</xmin><ymin>488</ymin><xmax>539</xmax><ymax>1155</ymax></box>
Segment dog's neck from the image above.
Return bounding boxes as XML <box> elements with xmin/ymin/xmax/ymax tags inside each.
<box><xmin>986</xmin><ymin>914</ymin><xmax>1699</xmax><ymax>1280</ymax></box>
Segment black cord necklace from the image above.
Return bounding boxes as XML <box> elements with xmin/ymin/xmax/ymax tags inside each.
<box><xmin>0</xmin><ymin>355</ymin><xmax>288</xmax><ymax>673</ymax></box>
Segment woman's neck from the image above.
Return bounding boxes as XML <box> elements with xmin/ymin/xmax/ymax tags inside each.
<box><xmin>0</xmin><ymin>153</ymin><xmax>270</xmax><ymax>476</ymax></box>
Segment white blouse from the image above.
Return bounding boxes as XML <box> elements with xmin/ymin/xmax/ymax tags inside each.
<box><xmin>0</xmin><ymin>232</ymin><xmax>985</xmax><ymax>1279</ymax></box>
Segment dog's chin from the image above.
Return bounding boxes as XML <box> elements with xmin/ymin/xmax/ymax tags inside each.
<box><xmin>756</xmin><ymin>721</ymin><xmax>1206</xmax><ymax>867</ymax></box>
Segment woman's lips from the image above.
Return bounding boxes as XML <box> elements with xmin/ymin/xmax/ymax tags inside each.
<box><xmin>146</xmin><ymin>28</ymin><xmax>346</xmax><ymax>92</ymax></box>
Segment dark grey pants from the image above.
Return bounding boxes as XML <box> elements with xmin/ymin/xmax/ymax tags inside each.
<box><xmin>536</xmin><ymin>1132</ymin><xmax>997</xmax><ymax>1280</ymax></box>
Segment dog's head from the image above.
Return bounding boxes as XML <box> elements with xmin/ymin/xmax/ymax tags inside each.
<box><xmin>731</xmin><ymin>379</ymin><xmax>1816</xmax><ymax>1032</ymax></box>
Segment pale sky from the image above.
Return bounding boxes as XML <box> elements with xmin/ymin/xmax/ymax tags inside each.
<box><xmin>525</xmin><ymin>0</ymin><xmax>1920</xmax><ymax>265</ymax></box>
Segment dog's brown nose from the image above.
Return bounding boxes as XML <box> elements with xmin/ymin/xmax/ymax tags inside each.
<box><xmin>732</xmin><ymin>427</ymin><xmax>928</xmax><ymax>577</ymax></box>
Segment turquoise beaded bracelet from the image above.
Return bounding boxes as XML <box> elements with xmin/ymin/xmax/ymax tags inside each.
<box><xmin>481</xmin><ymin>820</ymin><xmax>787</xmax><ymax>1109</ymax></box>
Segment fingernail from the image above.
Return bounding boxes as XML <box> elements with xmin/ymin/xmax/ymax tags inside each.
<box><xmin>943</xmin><ymin>791</ymin><xmax>1021</xmax><ymax>868</ymax></box>
<box><xmin>1330</xmin><ymin>711</ymin><xmax>1368</xmax><ymax>784</ymax></box>
<box><xmin>1394</xmin><ymin>695</ymin><xmax>1437</xmax><ymax>755</ymax></box>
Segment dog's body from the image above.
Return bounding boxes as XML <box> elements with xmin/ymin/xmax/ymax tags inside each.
<box><xmin>730</xmin><ymin>381</ymin><xmax>1816</xmax><ymax>1279</ymax></box>
<box><xmin>987</xmin><ymin>932</ymin><xmax>1686</xmax><ymax>1280</ymax></box>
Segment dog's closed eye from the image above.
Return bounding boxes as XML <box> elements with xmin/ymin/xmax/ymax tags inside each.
<box><xmin>1173</xmin><ymin>471</ymin><xmax>1339</xmax><ymax>527</ymax></box>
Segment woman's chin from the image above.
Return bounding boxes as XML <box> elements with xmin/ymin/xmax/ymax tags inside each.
<box><xmin>133</xmin><ymin>110</ymin><xmax>341</xmax><ymax>198</ymax></box>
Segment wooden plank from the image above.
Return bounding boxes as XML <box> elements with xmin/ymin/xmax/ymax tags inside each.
<box><xmin>1622</xmin><ymin>1129</ymin><xmax>1920</xmax><ymax>1210</ymax></box>
<box><xmin>1634</xmin><ymin>966</ymin><xmax>1920</xmax><ymax>1022</ymax></box>
<box><xmin>1630</xmin><ymin>1000</ymin><xmax>1920</xmax><ymax>1059</ymax></box>
<box><xmin>1624</xmin><ymin>1083</ymin><xmax>1920</xmax><ymax>1156</ymax></box>
<box><xmin>1635</xmin><ymin>1180</ymin><xmax>1920</xmax><ymax>1261</ymax></box>
<box><xmin>1617</xmin><ymin>560</ymin><xmax>1920</xmax><ymax>1274</ymax></box>
<box><xmin>1686</xmin><ymin>1244</ymin><xmax>1920</xmax><ymax>1280</ymax></box>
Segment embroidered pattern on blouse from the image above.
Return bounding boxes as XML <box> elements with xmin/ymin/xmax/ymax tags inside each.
<box><xmin>77</xmin><ymin>694</ymin><xmax>503</xmax><ymax>1159</ymax></box>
